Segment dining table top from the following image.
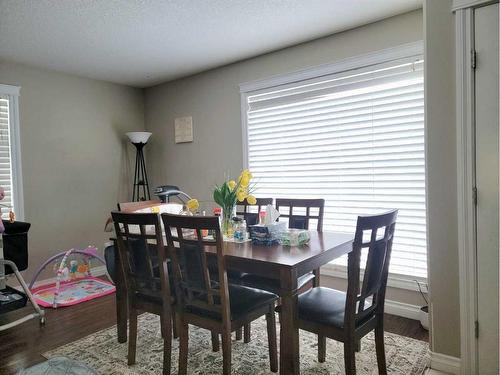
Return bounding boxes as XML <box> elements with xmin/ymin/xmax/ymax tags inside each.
<box><xmin>216</xmin><ymin>231</ymin><xmax>353</xmax><ymax>267</ymax></box>
<box><xmin>111</xmin><ymin>230</ymin><xmax>354</xmax><ymax>279</ymax></box>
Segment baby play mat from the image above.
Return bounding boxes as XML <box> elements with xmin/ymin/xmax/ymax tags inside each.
<box><xmin>31</xmin><ymin>277</ymin><xmax>115</xmax><ymax>308</ymax></box>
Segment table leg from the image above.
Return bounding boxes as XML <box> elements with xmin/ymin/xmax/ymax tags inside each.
<box><xmin>114</xmin><ymin>241</ymin><xmax>128</xmax><ymax>343</ymax></box>
<box><xmin>279</xmin><ymin>270</ymin><xmax>300</xmax><ymax>375</ymax></box>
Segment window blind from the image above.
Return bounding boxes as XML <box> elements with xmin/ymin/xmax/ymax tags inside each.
<box><xmin>0</xmin><ymin>98</ymin><xmax>14</xmax><ymax>218</ymax></box>
<box><xmin>244</xmin><ymin>58</ymin><xmax>427</xmax><ymax>279</ymax></box>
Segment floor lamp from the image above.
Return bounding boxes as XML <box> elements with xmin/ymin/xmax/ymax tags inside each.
<box><xmin>126</xmin><ymin>132</ymin><xmax>152</xmax><ymax>201</ymax></box>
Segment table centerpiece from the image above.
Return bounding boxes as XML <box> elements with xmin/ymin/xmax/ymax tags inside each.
<box><xmin>213</xmin><ymin>169</ymin><xmax>256</xmax><ymax>236</ymax></box>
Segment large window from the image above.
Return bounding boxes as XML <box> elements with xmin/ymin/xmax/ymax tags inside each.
<box><xmin>0</xmin><ymin>84</ymin><xmax>23</xmax><ymax>220</ymax></box>
<box><xmin>241</xmin><ymin>46</ymin><xmax>426</xmax><ymax>280</ymax></box>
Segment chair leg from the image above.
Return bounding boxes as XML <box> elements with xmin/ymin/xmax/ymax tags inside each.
<box><xmin>355</xmin><ymin>339</ymin><xmax>361</xmax><ymax>352</ymax></box>
<box><xmin>313</xmin><ymin>268</ymin><xmax>321</xmax><ymax>287</ymax></box>
<box><xmin>343</xmin><ymin>340</ymin><xmax>356</xmax><ymax>375</ymax></box>
<box><xmin>235</xmin><ymin>328</ymin><xmax>242</xmax><ymax>340</ymax></box>
<box><xmin>171</xmin><ymin>310</ymin><xmax>178</xmax><ymax>339</ymax></box>
<box><xmin>211</xmin><ymin>331</ymin><xmax>220</xmax><ymax>352</ymax></box>
<box><xmin>178</xmin><ymin>317</ymin><xmax>189</xmax><ymax>375</ymax></box>
<box><xmin>375</xmin><ymin>320</ymin><xmax>387</xmax><ymax>375</ymax></box>
<box><xmin>318</xmin><ymin>334</ymin><xmax>326</xmax><ymax>363</ymax></box>
<box><xmin>160</xmin><ymin>310</ymin><xmax>172</xmax><ymax>375</ymax></box>
<box><xmin>128</xmin><ymin>308</ymin><xmax>138</xmax><ymax>365</ymax></box>
<box><xmin>221</xmin><ymin>328</ymin><xmax>232</xmax><ymax>375</ymax></box>
<box><xmin>244</xmin><ymin>323</ymin><xmax>251</xmax><ymax>343</ymax></box>
<box><xmin>266</xmin><ymin>310</ymin><xmax>278</xmax><ymax>372</ymax></box>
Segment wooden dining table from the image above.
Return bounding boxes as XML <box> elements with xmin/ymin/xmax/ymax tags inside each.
<box><xmin>112</xmin><ymin>231</ymin><xmax>354</xmax><ymax>375</ymax></box>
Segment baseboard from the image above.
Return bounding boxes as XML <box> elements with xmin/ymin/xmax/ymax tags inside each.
<box><xmin>429</xmin><ymin>351</ymin><xmax>461</xmax><ymax>374</ymax></box>
<box><xmin>9</xmin><ymin>265</ymin><xmax>109</xmax><ymax>290</ymax></box>
<box><xmin>384</xmin><ymin>299</ymin><xmax>422</xmax><ymax>321</ymax></box>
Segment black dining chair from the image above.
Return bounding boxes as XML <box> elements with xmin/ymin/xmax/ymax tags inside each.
<box><xmin>283</xmin><ymin>209</ymin><xmax>398</xmax><ymax>375</ymax></box>
<box><xmin>241</xmin><ymin>198</ymin><xmax>324</xmax><ymax>293</ymax></box>
<box><xmin>111</xmin><ymin>211</ymin><xmax>174</xmax><ymax>375</ymax></box>
<box><xmin>240</xmin><ymin>198</ymin><xmax>325</xmax><ymax>341</ymax></box>
<box><xmin>236</xmin><ymin>197</ymin><xmax>273</xmax><ymax>227</ymax></box>
<box><xmin>161</xmin><ymin>213</ymin><xmax>279</xmax><ymax>375</ymax></box>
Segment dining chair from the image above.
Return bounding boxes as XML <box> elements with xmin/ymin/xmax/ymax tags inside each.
<box><xmin>117</xmin><ymin>199</ymin><xmax>162</xmax><ymax>212</ymax></box>
<box><xmin>111</xmin><ymin>211</ymin><xmax>173</xmax><ymax>375</ymax></box>
<box><xmin>236</xmin><ymin>197</ymin><xmax>273</xmax><ymax>226</ymax></box>
<box><xmin>239</xmin><ymin>198</ymin><xmax>324</xmax><ymax>341</ymax></box>
<box><xmin>241</xmin><ymin>198</ymin><xmax>324</xmax><ymax>292</ymax></box>
<box><xmin>276</xmin><ymin>198</ymin><xmax>325</xmax><ymax>232</ymax></box>
<box><xmin>161</xmin><ymin>213</ymin><xmax>279</xmax><ymax>375</ymax></box>
<box><xmin>287</xmin><ymin>209</ymin><xmax>398</xmax><ymax>375</ymax></box>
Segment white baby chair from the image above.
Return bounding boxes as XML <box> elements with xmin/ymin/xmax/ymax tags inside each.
<box><xmin>0</xmin><ymin>213</ymin><xmax>45</xmax><ymax>331</ymax></box>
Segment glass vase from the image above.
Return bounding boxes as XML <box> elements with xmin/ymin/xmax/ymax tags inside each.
<box><xmin>221</xmin><ymin>205</ymin><xmax>236</xmax><ymax>237</ymax></box>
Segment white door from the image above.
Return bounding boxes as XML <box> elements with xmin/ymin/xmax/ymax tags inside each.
<box><xmin>474</xmin><ymin>3</ymin><xmax>499</xmax><ymax>374</ymax></box>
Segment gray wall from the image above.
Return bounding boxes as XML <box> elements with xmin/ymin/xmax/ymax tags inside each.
<box><xmin>145</xmin><ymin>10</ymin><xmax>423</xmax><ymax>201</ymax></box>
<box><xmin>0</xmin><ymin>61</ymin><xmax>144</xmax><ymax>280</ymax></box>
<box><xmin>423</xmin><ymin>0</ymin><xmax>460</xmax><ymax>358</ymax></box>
<box><xmin>144</xmin><ymin>10</ymin><xmax>427</xmax><ymax>307</ymax></box>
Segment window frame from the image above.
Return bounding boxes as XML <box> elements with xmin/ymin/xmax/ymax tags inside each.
<box><xmin>0</xmin><ymin>84</ymin><xmax>24</xmax><ymax>220</ymax></box>
<box><xmin>239</xmin><ymin>41</ymin><xmax>426</xmax><ymax>289</ymax></box>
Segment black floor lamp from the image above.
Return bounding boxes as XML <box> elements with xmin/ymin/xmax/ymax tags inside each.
<box><xmin>126</xmin><ymin>132</ymin><xmax>152</xmax><ymax>201</ymax></box>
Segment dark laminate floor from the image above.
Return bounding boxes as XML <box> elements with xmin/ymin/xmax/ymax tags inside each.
<box><xmin>0</xmin><ymin>294</ymin><xmax>429</xmax><ymax>374</ymax></box>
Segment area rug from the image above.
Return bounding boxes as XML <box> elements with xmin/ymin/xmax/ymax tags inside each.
<box><xmin>44</xmin><ymin>313</ymin><xmax>429</xmax><ymax>374</ymax></box>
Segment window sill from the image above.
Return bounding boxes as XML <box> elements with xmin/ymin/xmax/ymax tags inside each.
<box><xmin>320</xmin><ymin>264</ymin><xmax>427</xmax><ymax>292</ymax></box>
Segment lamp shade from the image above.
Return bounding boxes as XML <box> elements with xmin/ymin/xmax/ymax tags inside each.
<box><xmin>126</xmin><ymin>131</ymin><xmax>152</xmax><ymax>144</ymax></box>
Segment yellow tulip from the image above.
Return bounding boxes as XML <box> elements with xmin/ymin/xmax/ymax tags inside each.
<box><xmin>241</xmin><ymin>169</ymin><xmax>253</xmax><ymax>180</ymax></box>
<box><xmin>246</xmin><ymin>195</ymin><xmax>257</xmax><ymax>205</ymax></box>
<box><xmin>186</xmin><ymin>198</ymin><xmax>199</xmax><ymax>212</ymax></box>
<box><xmin>228</xmin><ymin>180</ymin><xmax>236</xmax><ymax>190</ymax></box>
<box><xmin>239</xmin><ymin>174</ymin><xmax>250</xmax><ymax>187</ymax></box>
<box><xmin>237</xmin><ymin>191</ymin><xmax>247</xmax><ymax>202</ymax></box>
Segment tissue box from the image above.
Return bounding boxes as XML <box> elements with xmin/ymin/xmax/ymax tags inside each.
<box><xmin>249</xmin><ymin>222</ymin><xmax>287</xmax><ymax>246</ymax></box>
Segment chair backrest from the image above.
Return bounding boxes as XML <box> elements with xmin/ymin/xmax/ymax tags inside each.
<box><xmin>344</xmin><ymin>210</ymin><xmax>398</xmax><ymax>330</ymax></box>
<box><xmin>160</xmin><ymin>214</ymin><xmax>230</xmax><ymax>323</ymax></box>
<box><xmin>275</xmin><ymin>198</ymin><xmax>325</xmax><ymax>232</ymax></box>
<box><xmin>117</xmin><ymin>199</ymin><xmax>161</xmax><ymax>212</ymax></box>
<box><xmin>236</xmin><ymin>197</ymin><xmax>273</xmax><ymax>226</ymax></box>
<box><xmin>111</xmin><ymin>211</ymin><xmax>171</xmax><ymax>305</ymax></box>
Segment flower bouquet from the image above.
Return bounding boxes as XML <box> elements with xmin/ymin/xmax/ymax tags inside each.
<box><xmin>213</xmin><ymin>169</ymin><xmax>256</xmax><ymax>236</ymax></box>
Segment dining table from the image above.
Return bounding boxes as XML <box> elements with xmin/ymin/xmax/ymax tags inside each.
<box><xmin>112</xmin><ymin>230</ymin><xmax>354</xmax><ymax>375</ymax></box>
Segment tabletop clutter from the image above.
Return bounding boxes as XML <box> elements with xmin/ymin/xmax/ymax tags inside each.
<box><xmin>217</xmin><ymin>204</ymin><xmax>311</xmax><ymax>247</ymax></box>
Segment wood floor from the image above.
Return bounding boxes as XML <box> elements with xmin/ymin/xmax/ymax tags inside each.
<box><xmin>0</xmin><ymin>294</ymin><xmax>429</xmax><ymax>374</ymax></box>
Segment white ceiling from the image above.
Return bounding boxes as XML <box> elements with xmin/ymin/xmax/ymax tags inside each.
<box><xmin>0</xmin><ymin>0</ymin><xmax>422</xmax><ymax>88</ymax></box>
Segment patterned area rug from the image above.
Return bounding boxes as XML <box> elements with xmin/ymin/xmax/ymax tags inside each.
<box><xmin>44</xmin><ymin>313</ymin><xmax>429</xmax><ymax>374</ymax></box>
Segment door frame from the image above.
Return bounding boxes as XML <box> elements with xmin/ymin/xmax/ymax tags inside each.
<box><xmin>454</xmin><ymin>1</ymin><xmax>499</xmax><ymax>374</ymax></box>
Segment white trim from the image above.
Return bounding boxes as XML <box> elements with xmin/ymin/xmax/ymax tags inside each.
<box><xmin>0</xmin><ymin>84</ymin><xmax>20</xmax><ymax>97</ymax></box>
<box><xmin>9</xmin><ymin>94</ymin><xmax>24</xmax><ymax>220</ymax></box>
<box><xmin>239</xmin><ymin>41</ymin><xmax>423</xmax><ymax>93</ymax></box>
<box><xmin>455</xmin><ymin>8</ymin><xmax>478</xmax><ymax>375</ymax></box>
<box><xmin>241</xmin><ymin>91</ymin><xmax>250</xmax><ymax>169</ymax></box>
<box><xmin>384</xmin><ymin>299</ymin><xmax>422</xmax><ymax>321</ymax></box>
<box><xmin>321</xmin><ymin>263</ymin><xmax>427</xmax><ymax>292</ymax></box>
<box><xmin>0</xmin><ymin>84</ymin><xmax>24</xmax><ymax>220</ymax></box>
<box><xmin>452</xmin><ymin>0</ymin><xmax>498</xmax><ymax>11</ymax></box>
<box><xmin>429</xmin><ymin>351</ymin><xmax>462</xmax><ymax>374</ymax></box>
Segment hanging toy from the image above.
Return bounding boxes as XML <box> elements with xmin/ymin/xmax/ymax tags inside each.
<box><xmin>60</xmin><ymin>267</ymin><xmax>70</xmax><ymax>282</ymax></box>
<box><xmin>9</xmin><ymin>210</ymin><xmax>15</xmax><ymax>223</ymax></box>
<box><xmin>69</xmin><ymin>260</ymin><xmax>78</xmax><ymax>280</ymax></box>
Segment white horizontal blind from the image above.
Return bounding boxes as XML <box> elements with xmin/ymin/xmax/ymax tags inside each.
<box><xmin>0</xmin><ymin>98</ymin><xmax>14</xmax><ymax>218</ymax></box>
<box><xmin>245</xmin><ymin>58</ymin><xmax>427</xmax><ymax>279</ymax></box>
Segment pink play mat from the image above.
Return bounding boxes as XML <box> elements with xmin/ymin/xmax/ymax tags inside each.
<box><xmin>31</xmin><ymin>277</ymin><xmax>115</xmax><ymax>308</ymax></box>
